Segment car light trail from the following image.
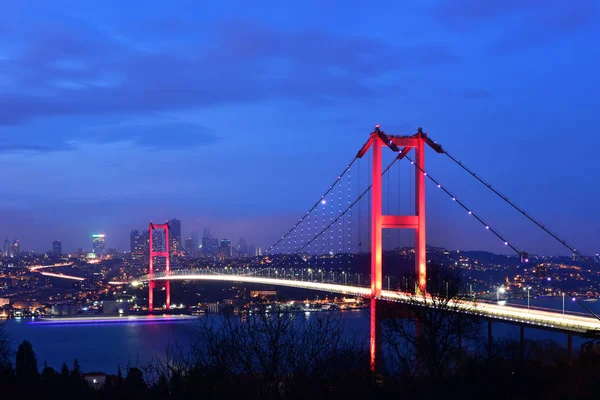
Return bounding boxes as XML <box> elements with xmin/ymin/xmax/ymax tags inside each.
<box><xmin>39</xmin><ymin>271</ymin><xmax>85</xmax><ymax>281</ymax></box>
<box><xmin>137</xmin><ymin>273</ymin><xmax>600</xmax><ymax>334</ymax></box>
<box><xmin>29</xmin><ymin>263</ymin><xmax>73</xmax><ymax>271</ymax></box>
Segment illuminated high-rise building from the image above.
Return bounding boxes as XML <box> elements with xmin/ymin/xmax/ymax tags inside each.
<box><xmin>130</xmin><ymin>230</ymin><xmax>145</xmax><ymax>259</ymax></box>
<box><xmin>142</xmin><ymin>231</ymin><xmax>150</xmax><ymax>256</ymax></box>
<box><xmin>11</xmin><ymin>240</ymin><xmax>19</xmax><ymax>257</ymax></box>
<box><xmin>168</xmin><ymin>219</ymin><xmax>182</xmax><ymax>253</ymax></box>
<box><xmin>185</xmin><ymin>237</ymin><xmax>194</xmax><ymax>254</ymax></box>
<box><xmin>2</xmin><ymin>239</ymin><xmax>10</xmax><ymax>257</ymax></box>
<box><xmin>219</xmin><ymin>239</ymin><xmax>231</xmax><ymax>259</ymax></box>
<box><xmin>92</xmin><ymin>234</ymin><xmax>105</xmax><ymax>256</ymax></box>
<box><xmin>130</xmin><ymin>230</ymin><xmax>139</xmax><ymax>253</ymax></box>
<box><xmin>191</xmin><ymin>231</ymin><xmax>199</xmax><ymax>250</ymax></box>
<box><xmin>53</xmin><ymin>240</ymin><xmax>62</xmax><ymax>257</ymax></box>
<box><xmin>238</xmin><ymin>237</ymin><xmax>248</xmax><ymax>257</ymax></box>
<box><xmin>201</xmin><ymin>236</ymin><xmax>211</xmax><ymax>255</ymax></box>
<box><xmin>210</xmin><ymin>237</ymin><xmax>220</xmax><ymax>255</ymax></box>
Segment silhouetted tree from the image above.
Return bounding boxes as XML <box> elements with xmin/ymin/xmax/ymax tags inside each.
<box><xmin>151</xmin><ymin>373</ymin><xmax>170</xmax><ymax>399</ymax></box>
<box><xmin>60</xmin><ymin>362</ymin><xmax>69</xmax><ymax>380</ymax></box>
<box><xmin>69</xmin><ymin>359</ymin><xmax>88</xmax><ymax>395</ymax></box>
<box><xmin>41</xmin><ymin>361</ymin><xmax>56</xmax><ymax>382</ymax></box>
<box><xmin>15</xmin><ymin>340</ymin><xmax>39</xmax><ymax>383</ymax></box>
<box><xmin>0</xmin><ymin>323</ymin><xmax>14</xmax><ymax>397</ymax></box>
<box><xmin>125</xmin><ymin>367</ymin><xmax>147</xmax><ymax>399</ymax></box>
<box><xmin>143</xmin><ymin>310</ymin><xmax>366</xmax><ymax>399</ymax></box>
<box><xmin>0</xmin><ymin>323</ymin><xmax>10</xmax><ymax>369</ymax></box>
<box><xmin>383</xmin><ymin>264</ymin><xmax>481</xmax><ymax>379</ymax></box>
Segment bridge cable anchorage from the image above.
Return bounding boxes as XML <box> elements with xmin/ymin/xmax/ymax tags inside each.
<box><xmin>441</xmin><ymin>147</ymin><xmax>600</xmax><ymax>322</ymax></box>
<box><xmin>404</xmin><ymin>154</ymin><xmax>521</xmax><ymax>255</ymax></box>
<box><xmin>442</xmin><ymin>149</ymin><xmax>595</xmax><ymax>267</ymax></box>
<box><xmin>266</xmin><ymin>156</ymin><xmax>358</xmax><ymax>255</ymax></box>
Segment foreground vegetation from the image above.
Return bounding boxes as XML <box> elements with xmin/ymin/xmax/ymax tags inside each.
<box><xmin>3</xmin><ymin>267</ymin><xmax>600</xmax><ymax>399</ymax></box>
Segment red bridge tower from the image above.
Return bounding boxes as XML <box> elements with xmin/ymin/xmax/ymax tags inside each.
<box><xmin>358</xmin><ymin>126</ymin><xmax>443</xmax><ymax>370</ymax></box>
<box><xmin>148</xmin><ymin>222</ymin><xmax>171</xmax><ymax>311</ymax></box>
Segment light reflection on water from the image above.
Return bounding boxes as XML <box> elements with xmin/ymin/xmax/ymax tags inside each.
<box><xmin>3</xmin><ymin>310</ymin><xmax>369</xmax><ymax>374</ymax></box>
<box><xmin>3</xmin><ymin>298</ymin><xmax>597</xmax><ymax>373</ymax></box>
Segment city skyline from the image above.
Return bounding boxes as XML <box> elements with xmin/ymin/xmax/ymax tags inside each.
<box><xmin>0</xmin><ymin>1</ymin><xmax>598</xmax><ymax>255</ymax></box>
<box><xmin>1</xmin><ymin>3</ymin><xmax>600</xmax><ymax>396</ymax></box>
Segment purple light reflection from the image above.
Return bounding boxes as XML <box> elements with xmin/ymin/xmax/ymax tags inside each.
<box><xmin>27</xmin><ymin>315</ymin><xmax>196</xmax><ymax>327</ymax></box>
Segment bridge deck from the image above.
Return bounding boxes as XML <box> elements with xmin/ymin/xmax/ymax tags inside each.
<box><xmin>140</xmin><ymin>273</ymin><xmax>600</xmax><ymax>334</ymax></box>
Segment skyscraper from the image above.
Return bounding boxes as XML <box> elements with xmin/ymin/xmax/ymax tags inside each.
<box><xmin>2</xmin><ymin>239</ymin><xmax>10</xmax><ymax>257</ymax></box>
<box><xmin>202</xmin><ymin>236</ymin><xmax>211</xmax><ymax>255</ymax></box>
<box><xmin>130</xmin><ymin>230</ymin><xmax>145</xmax><ymax>259</ymax></box>
<box><xmin>191</xmin><ymin>231</ymin><xmax>199</xmax><ymax>250</ymax></box>
<box><xmin>185</xmin><ymin>237</ymin><xmax>194</xmax><ymax>254</ymax></box>
<box><xmin>168</xmin><ymin>219</ymin><xmax>182</xmax><ymax>253</ymax></box>
<box><xmin>53</xmin><ymin>240</ymin><xmax>62</xmax><ymax>257</ymax></box>
<box><xmin>210</xmin><ymin>237</ymin><xmax>220</xmax><ymax>255</ymax></box>
<box><xmin>238</xmin><ymin>237</ymin><xmax>248</xmax><ymax>257</ymax></box>
<box><xmin>152</xmin><ymin>229</ymin><xmax>164</xmax><ymax>252</ymax></box>
<box><xmin>219</xmin><ymin>239</ymin><xmax>231</xmax><ymax>259</ymax></box>
<box><xmin>142</xmin><ymin>231</ymin><xmax>150</xmax><ymax>256</ymax></box>
<box><xmin>130</xmin><ymin>230</ymin><xmax>139</xmax><ymax>253</ymax></box>
<box><xmin>92</xmin><ymin>234</ymin><xmax>105</xmax><ymax>256</ymax></box>
<box><xmin>11</xmin><ymin>240</ymin><xmax>19</xmax><ymax>257</ymax></box>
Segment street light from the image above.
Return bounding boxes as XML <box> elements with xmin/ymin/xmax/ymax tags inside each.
<box><xmin>523</xmin><ymin>286</ymin><xmax>531</xmax><ymax>310</ymax></box>
<box><xmin>497</xmin><ymin>287</ymin><xmax>505</xmax><ymax>302</ymax></box>
<box><xmin>562</xmin><ymin>292</ymin><xmax>565</xmax><ymax>315</ymax></box>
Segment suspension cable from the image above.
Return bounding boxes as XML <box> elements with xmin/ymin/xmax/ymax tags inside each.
<box><xmin>295</xmin><ymin>158</ymin><xmax>401</xmax><ymax>254</ymax></box>
<box><xmin>439</xmin><ymin>148</ymin><xmax>600</xmax><ymax>321</ymax></box>
<box><xmin>442</xmin><ymin>149</ymin><xmax>593</xmax><ymax>266</ymax></box>
<box><xmin>266</xmin><ymin>156</ymin><xmax>358</xmax><ymax>254</ymax></box>
<box><xmin>268</xmin><ymin>158</ymin><xmax>401</xmax><ymax>269</ymax></box>
<box><xmin>404</xmin><ymin>154</ymin><xmax>521</xmax><ymax>254</ymax></box>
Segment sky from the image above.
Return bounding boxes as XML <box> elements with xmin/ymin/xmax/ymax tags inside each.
<box><xmin>0</xmin><ymin>1</ymin><xmax>599</xmax><ymax>255</ymax></box>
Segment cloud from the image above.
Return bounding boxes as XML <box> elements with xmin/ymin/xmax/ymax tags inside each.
<box><xmin>0</xmin><ymin>142</ymin><xmax>75</xmax><ymax>154</ymax></box>
<box><xmin>0</xmin><ymin>19</ymin><xmax>458</xmax><ymax>127</ymax></box>
<box><xmin>0</xmin><ymin>116</ymin><xmax>219</xmax><ymax>155</ymax></box>
<box><xmin>81</xmin><ymin>119</ymin><xmax>220</xmax><ymax>150</ymax></box>
<box><xmin>432</xmin><ymin>0</ymin><xmax>597</xmax><ymax>50</ymax></box>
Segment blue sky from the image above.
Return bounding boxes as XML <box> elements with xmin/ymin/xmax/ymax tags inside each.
<box><xmin>0</xmin><ymin>1</ymin><xmax>598</xmax><ymax>254</ymax></box>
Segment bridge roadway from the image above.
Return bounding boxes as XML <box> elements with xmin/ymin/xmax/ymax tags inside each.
<box><xmin>140</xmin><ymin>271</ymin><xmax>600</xmax><ymax>335</ymax></box>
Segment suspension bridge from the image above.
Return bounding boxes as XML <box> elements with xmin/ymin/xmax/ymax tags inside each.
<box><xmin>35</xmin><ymin>126</ymin><xmax>600</xmax><ymax>370</ymax></box>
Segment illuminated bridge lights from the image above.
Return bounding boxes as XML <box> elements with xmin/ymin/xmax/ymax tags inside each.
<box><xmin>130</xmin><ymin>272</ymin><xmax>600</xmax><ymax>334</ymax></box>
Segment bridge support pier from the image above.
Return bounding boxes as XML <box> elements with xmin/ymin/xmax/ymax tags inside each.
<box><xmin>148</xmin><ymin>280</ymin><xmax>155</xmax><ymax>311</ymax></box>
<box><xmin>370</xmin><ymin>299</ymin><xmax>383</xmax><ymax>372</ymax></box>
<box><xmin>487</xmin><ymin>321</ymin><xmax>493</xmax><ymax>360</ymax></box>
<box><xmin>568</xmin><ymin>334</ymin><xmax>573</xmax><ymax>367</ymax></box>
